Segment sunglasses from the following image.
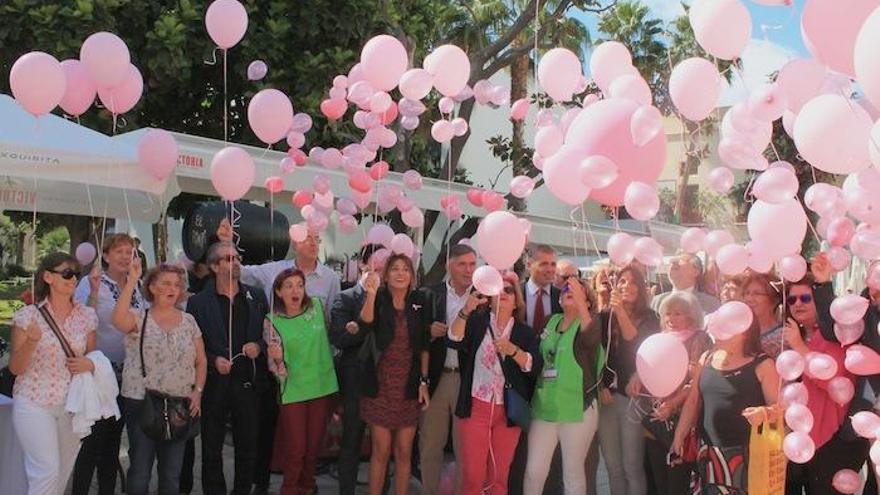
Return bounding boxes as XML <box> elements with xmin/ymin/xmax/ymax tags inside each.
<box><xmin>786</xmin><ymin>294</ymin><xmax>813</xmax><ymax>306</ymax></box>
<box><xmin>48</xmin><ymin>268</ymin><xmax>79</xmax><ymax>280</ymax></box>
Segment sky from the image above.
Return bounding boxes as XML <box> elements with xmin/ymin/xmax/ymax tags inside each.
<box><xmin>570</xmin><ymin>0</ymin><xmax>811</xmax><ymax>105</ymax></box>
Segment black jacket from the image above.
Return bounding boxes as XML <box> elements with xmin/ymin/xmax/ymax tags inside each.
<box><xmin>421</xmin><ymin>282</ymin><xmax>457</xmax><ymax>395</ymax></box>
<box><xmin>330</xmin><ymin>283</ymin><xmax>368</xmax><ymax>368</ymax></box>
<box><xmin>450</xmin><ymin>310</ymin><xmax>543</xmax><ymax>425</ymax></box>
<box><xmin>186</xmin><ymin>279</ymin><xmax>269</xmax><ymax>387</ymax></box>
<box><xmin>357</xmin><ymin>288</ymin><xmax>429</xmax><ymax>400</ymax></box>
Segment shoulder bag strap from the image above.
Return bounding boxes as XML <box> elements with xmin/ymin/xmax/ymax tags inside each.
<box><xmin>485</xmin><ymin>320</ymin><xmax>511</xmax><ymax>386</ymax></box>
<box><xmin>37</xmin><ymin>304</ymin><xmax>75</xmax><ymax>358</ymax></box>
<box><xmin>139</xmin><ymin>309</ymin><xmax>150</xmax><ymax>379</ymax></box>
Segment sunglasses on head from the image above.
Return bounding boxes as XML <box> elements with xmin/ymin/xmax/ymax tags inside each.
<box><xmin>48</xmin><ymin>267</ymin><xmax>79</xmax><ymax>280</ymax></box>
<box><xmin>786</xmin><ymin>294</ymin><xmax>813</xmax><ymax>306</ymax></box>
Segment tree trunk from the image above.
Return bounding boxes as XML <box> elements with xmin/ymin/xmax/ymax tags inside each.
<box><xmin>65</xmin><ymin>216</ymin><xmax>92</xmax><ymax>253</ymax></box>
<box><xmin>508</xmin><ymin>36</ymin><xmax>530</xmax><ymax>212</ymax></box>
<box><xmin>422</xmin><ymin>216</ymin><xmax>480</xmax><ymax>285</ymax></box>
<box><xmin>152</xmin><ymin>212</ymin><xmax>168</xmax><ymax>264</ymax></box>
<box><xmin>673</xmin><ymin>122</ymin><xmax>700</xmax><ymax>222</ymax></box>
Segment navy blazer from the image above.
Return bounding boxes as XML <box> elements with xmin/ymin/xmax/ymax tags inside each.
<box><xmin>450</xmin><ymin>310</ymin><xmax>543</xmax><ymax>425</ymax></box>
<box><xmin>421</xmin><ymin>282</ymin><xmax>454</xmax><ymax>395</ymax></box>
<box><xmin>330</xmin><ymin>283</ymin><xmax>368</xmax><ymax>368</ymax></box>
<box><xmin>357</xmin><ymin>288</ymin><xmax>429</xmax><ymax>399</ymax></box>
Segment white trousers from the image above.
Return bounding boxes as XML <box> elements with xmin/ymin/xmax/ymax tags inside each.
<box><xmin>524</xmin><ymin>403</ymin><xmax>599</xmax><ymax>495</ymax></box>
<box><xmin>12</xmin><ymin>397</ymin><xmax>82</xmax><ymax>495</ymax></box>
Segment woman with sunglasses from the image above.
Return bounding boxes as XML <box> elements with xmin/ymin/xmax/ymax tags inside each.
<box><xmin>9</xmin><ymin>252</ymin><xmax>98</xmax><ymax>495</ymax></box>
<box><xmin>263</xmin><ymin>268</ymin><xmax>338</xmax><ymax>495</ymax></box>
<box><xmin>782</xmin><ymin>253</ymin><xmax>868</xmax><ymax>494</ymax></box>
<box><xmin>523</xmin><ymin>277</ymin><xmax>601</xmax><ymax>495</ymax></box>
<box><xmin>112</xmin><ymin>260</ymin><xmax>208</xmax><ymax>495</ymax></box>
<box><xmin>450</xmin><ymin>271</ymin><xmax>541</xmax><ymax>495</ymax></box>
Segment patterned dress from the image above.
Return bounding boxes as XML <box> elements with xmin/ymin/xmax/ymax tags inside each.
<box><xmin>360</xmin><ymin>311</ymin><xmax>421</xmax><ymax>429</ymax></box>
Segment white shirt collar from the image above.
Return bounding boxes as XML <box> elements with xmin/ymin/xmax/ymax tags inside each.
<box><xmin>527</xmin><ymin>278</ymin><xmax>548</xmax><ymax>296</ymax></box>
<box><xmin>446</xmin><ymin>281</ymin><xmax>470</xmax><ymax>299</ymax></box>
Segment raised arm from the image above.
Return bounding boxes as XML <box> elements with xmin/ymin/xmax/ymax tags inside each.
<box><xmin>111</xmin><ymin>258</ymin><xmax>142</xmax><ymax>334</ymax></box>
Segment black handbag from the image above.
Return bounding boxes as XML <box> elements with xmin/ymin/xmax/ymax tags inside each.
<box><xmin>487</xmin><ymin>322</ymin><xmax>531</xmax><ymax>431</ymax></box>
<box><xmin>137</xmin><ymin>309</ymin><xmax>199</xmax><ymax>442</ymax></box>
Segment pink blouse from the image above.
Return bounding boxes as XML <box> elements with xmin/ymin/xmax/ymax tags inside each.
<box><xmin>803</xmin><ymin>326</ymin><xmax>853</xmax><ymax>449</ymax></box>
<box><xmin>12</xmin><ymin>302</ymin><xmax>97</xmax><ymax>407</ymax></box>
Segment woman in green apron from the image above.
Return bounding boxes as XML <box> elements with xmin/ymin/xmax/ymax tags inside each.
<box><xmin>523</xmin><ymin>277</ymin><xmax>602</xmax><ymax>495</ymax></box>
<box><xmin>264</xmin><ymin>268</ymin><xmax>339</xmax><ymax>495</ymax></box>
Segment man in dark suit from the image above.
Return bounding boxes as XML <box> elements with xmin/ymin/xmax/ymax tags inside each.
<box><xmin>186</xmin><ymin>241</ymin><xmax>269</xmax><ymax>495</ymax></box>
<box><xmin>419</xmin><ymin>243</ymin><xmax>477</xmax><ymax>494</ymax></box>
<box><xmin>509</xmin><ymin>244</ymin><xmax>563</xmax><ymax>495</ymax></box>
<box><xmin>329</xmin><ymin>244</ymin><xmax>382</xmax><ymax>495</ymax></box>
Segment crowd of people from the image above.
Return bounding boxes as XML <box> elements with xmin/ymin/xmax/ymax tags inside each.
<box><xmin>6</xmin><ymin>220</ymin><xmax>880</xmax><ymax>495</ymax></box>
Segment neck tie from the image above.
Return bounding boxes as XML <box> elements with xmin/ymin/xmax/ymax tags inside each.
<box><xmin>533</xmin><ymin>287</ymin><xmax>546</xmax><ymax>332</ymax></box>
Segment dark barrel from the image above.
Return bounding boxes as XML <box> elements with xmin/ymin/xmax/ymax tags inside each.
<box><xmin>182</xmin><ymin>201</ymin><xmax>290</xmax><ymax>265</ymax></box>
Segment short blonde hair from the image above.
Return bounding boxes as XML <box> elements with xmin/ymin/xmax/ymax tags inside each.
<box><xmin>658</xmin><ymin>291</ymin><xmax>705</xmax><ymax>331</ymax></box>
<box><xmin>143</xmin><ymin>263</ymin><xmax>187</xmax><ymax>304</ymax></box>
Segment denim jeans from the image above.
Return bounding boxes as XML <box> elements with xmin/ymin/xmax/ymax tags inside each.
<box><xmin>123</xmin><ymin>398</ymin><xmax>187</xmax><ymax>495</ymax></box>
<box><xmin>597</xmin><ymin>393</ymin><xmax>646</xmax><ymax>495</ymax></box>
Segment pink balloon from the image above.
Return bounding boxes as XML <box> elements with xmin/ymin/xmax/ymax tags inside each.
<box><xmin>579</xmin><ymin>155</ymin><xmax>619</xmax><ymax>190</ymax></box>
<box><xmin>399</xmin><ymin>68</ymin><xmax>434</xmax><ymax>101</ymax></box>
<box><xmin>286</xmin><ymin>131</ymin><xmax>306</xmax><ymax>150</ymax></box>
<box><xmin>747</xmin><ymin>83</ymin><xmax>787</xmax><ymax>122</ymax></box>
<box><xmin>320</xmin><ymin>98</ymin><xmax>347</xmax><ymax>120</ymax></box>
<box><xmin>630</xmin><ymin>105</ymin><xmax>663</xmax><ymax>147</ymax></box>
<box><xmin>538</xmin><ymin>48</ymin><xmax>582</xmax><ymax>102</ymax></box>
<box><xmin>543</xmin><ymin>145</ymin><xmax>591</xmax><ymax>205</ymax></box>
<box><xmin>369</xmin><ymin>161</ymin><xmax>390</xmax><ymax>181</ymax></box>
<box><xmin>831</xmin><ymin>295</ymin><xmax>870</xmax><ymax>325</ymax></box>
<box><xmin>402</xmin><ymin>206</ymin><xmax>425</xmax><ymax>228</ymax></box>
<box><xmin>473</xmin><ymin>265</ymin><xmax>504</xmax><ymax>296</ymax></box>
<box><xmin>867</xmin><ymin>263</ymin><xmax>880</xmax><ymax>291</ymax></box>
<box><xmin>370</xmin><ymin>92</ymin><xmax>393</xmax><ymax>113</ymax></box>
<box><xmin>289</xmin><ymin>223</ymin><xmax>308</xmax><ymax>243</ymax></box>
<box><xmin>783</xmin><ymin>432</ymin><xmax>816</xmax><ymax>464</ymax></box>
<box><xmin>338</xmin><ymin>215</ymin><xmax>358</xmax><ymax>235</ymax></box>
<box><xmin>680</xmin><ymin>228</ymin><xmax>707</xmax><ymax>254</ymax></box>
<box><xmin>291</xmin><ymin>190</ymin><xmax>313</xmax><ymax>208</ymax></box>
<box><xmin>348</xmin><ymin>171</ymin><xmax>373</xmax><ymax>194</ymax></box>
<box><xmin>402</xmin><ymin>170</ymin><xmax>423</xmax><ymax>190</ymax></box>
<box><xmin>350</xmin><ymin>190</ymin><xmax>371</xmax><ymax>210</ymax></box>
<box><xmin>431</xmin><ymin>120</ymin><xmax>455</xmax><ymax>143</ymax></box>
<box><xmin>565</xmin><ymin>98</ymin><xmax>667</xmax><ymax>207</ymax></box>
<box><xmin>752</xmin><ymin>167</ymin><xmax>798</xmax><ymax>204</ymax></box>
<box><xmin>59</xmin><ymin>60</ymin><xmax>96</xmax><ymax>117</ymax></box>
<box><xmin>827</xmin><ymin>376</ymin><xmax>856</xmax><ymax>406</ymax></box>
<box><xmin>80</xmin><ymin>32</ymin><xmax>130</xmax><ymax>87</ymax></box>
<box><xmin>843</xmin><ymin>170</ymin><xmax>880</xmax><ymax>225</ymax></box>
<box><xmin>707</xmin><ymin>301</ymin><xmax>754</xmax><ymax>341</ymax></box>
<box><xmin>871</xmin><ymin>120</ymin><xmax>880</xmax><ymax>168</ymax></box>
<box><xmin>264</xmin><ymin>176</ymin><xmax>284</xmax><ymax>194</ymax></box>
<box><xmin>856</xmin><ymin>8</ymin><xmax>880</xmax><ymax>110</ymax></box>
<box><xmin>747</xmin><ymin>241</ymin><xmax>775</xmax><ymax>273</ymax></box>
<box><xmin>845</xmin><ymin>345</ymin><xmax>880</xmax><ymax>376</ymax></box>
<box><xmin>396</xmin><ymin>196</ymin><xmax>415</xmax><ymax>213</ymax></box>
<box><xmin>9</xmin><ymin>52</ymin><xmax>66</xmax><ymax>116</ymax></box>
<box><xmin>589</xmin><ymin>41</ymin><xmax>634</xmax><ymax>94</ymax></box>
<box><xmin>361</xmin><ymin>35</ymin><xmax>408</xmax><ymax>92</ymax></box>
<box><xmin>801</xmin><ymin>0</ymin><xmax>879</xmax><ymax>77</ymax></box>
<box><xmin>716</xmin><ymin>244</ymin><xmax>749</xmax><ymax>276</ymax></box>
<box><xmin>669</xmin><ymin>58</ymin><xmax>722</xmax><ymax>121</ymax></box>
<box><xmin>481</xmin><ymin>191</ymin><xmax>505</xmax><ymax>212</ymax></box>
<box><xmin>75</xmin><ymin>242</ymin><xmax>97</xmax><ymax>266</ymax></box>
<box><xmin>636</xmin><ymin>333</ymin><xmax>689</xmax><ymax>398</ymax></box>
<box><xmin>476</xmin><ymin>212</ymin><xmax>527</xmax><ymax>269</ymax></box>
<box><xmin>826</xmin><ymin>246</ymin><xmax>852</xmax><ymax>272</ymax></box>
<box><xmin>707</xmin><ymin>167</ymin><xmax>735</xmax><ymax>194</ymax></box>
<box><xmin>607</xmin><ymin>232</ymin><xmax>636</xmax><ymax>266</ymax></box>
<box><xmin>367</xmin><ymin>224</ymin><xmax>395</xmax><ymax>248</ymax></box>
<box><xmin>777</xmin><ymin>58</ymin><xmax>827</xmax><ymax>113</ymax></box>
<box><xmin>336</xmin><ymin>198</ymin><xmax>358</xmax><ymax>216</ymax></box>
<box><xmin>210</xmin><ymin>147</ymin><xmax>254</xmax><ymax>201</ymax></box>
<box><xmin>320</xmin><ymin>148</ymin><xmax>344</xmax><ymax>170</ymax></box>
<box><xmin>609</xmin><ymin>74</ymin><xmax>652</xmax><ymax>106</ymax></box>
<box><xmin>510</xmin><ymin>98</ymin><xmax>530</xmax><ymax>121</ymax></box>
<box><xmin>138</xmin><ymin>129</ymin><xmax>179</xmax><ymax>180</ymax></box>
<box><xmin>466</xmin><ymin>189</ymin><xmax>484</xmax><ymax>207</ymax></box>
<box><xmin>246</xmin><ymin>60</ymin><xmax>267</xmax><ymax>81</ymax></box>
<box><xmin>248</xmin><ymin>89</ymin><xmax>293</xmax><ymax>145</ymax></box>
<box><xmin>390</xmin><ymin>233</ymin><xmax>415</xmax><ymax>258</ymax></box>
<box><xmin>703</xmin><ymin>229</ymin><xmax>735</xmax><ymax>258</ymax></box>
<box><xmin>831</xmin><ymin>469</ymin><xmax>862</xmax><ymax>494</ymax></box>
<box><xmin>852</xmin><ymin>411</ymin><xmax>880</xmax><ymax>439</ymax></box>
<box><xmin>805</xmin><ymin>183</ymin><xmax>844</xmax><ymax>216</ymax></box>
<box><xmin>776</xmin><ymin>350</ymin><xmax>806</xmax><ymax>381</ymax></box>
<box><xmin>872</xmin><ymin>440</ymin><xmax>880</xmax><ymax>465</ymax></box>
<box><xmin>689</xmin><ymin>0</ymin><xmax>751</xmax><ymax>60</ymax></box>
<box><xmin>400</xmin><ymin>115</ymin><xmax>420</xmax><ymax>131</ymax></box>
<box><xmin>312</xmin><ymin>175</ymin><xmax>330</xmax><ymax>195</ymax></box>
<box><xmin>424</xmin><ymin>45</ymin><xmax>470</xmax><ymax>97</ymax></box>
<box><xmin>806</xmin><ymin>352</ymin><xmax>839</xmax><ymax>381</ymax></box>
<box><xmin>747</xmin><ymin>199</ymin><xmax>806</xmax><ymax>261</ymax></box>
<box><xmin>96</xmin><ymin>64</ymin><xmax>142</xmax><ymax>115</ymax></box>
<box><xmin>827</xmin><ymin>217</ymin><xmax>856</xmax><ymax>247</ymax></box>
<box><xmin>624</xmin><ymin>182</ymin><xmax>659</xmax><ymax>221</ymax></box>
<box><xmin>780</xmin><ymin>382</ymin><xmax>809</xmax><ymax>408</ymax></box>
<box><xmin>509</xmin><ymin>176</ymin><xmax>535</xmax><ymax>199</ymax></box>
<box><xmin>535</xmin><ymin>125</ymin><xmax>564</xmax><ymax>158</ymax></box>
<box><xmin>634</xmin><ymin>237</ymin><xmax>664</xmax><ymax>267</ymax></box>
<box><xmin>778</xmin><ymin>255</ymin><xmax>807</xmax><ymax>283</ymax></box>
<box><xmin>794</xmin><ymin>94</ymin><xmax>874</xmax><ymax>174</ymax></box>
<box><xmin>784</xmin><ymin>403</ymin><xmax>814</xmax><ymax>433</ymax></box>
<box><xmin>205</xmin><ymin>0</ymin><xmax>248</xmax><ymax>49</ymax></box>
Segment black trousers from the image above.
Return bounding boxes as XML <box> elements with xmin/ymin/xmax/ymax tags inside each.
<box><xmin>253</xmin><ymin>377</ymin><xmax>280</xmax><ymax>489</ymax></box>
<box><xmin>337</xmin><ymin>362</ymin><xmax>366</xmax><ymax>495</ymax></box>
<box><xmin>201</xmin><ymin>376</ymin><xmax>261</xmax><ymax>495</ymax></box>
<box><xmin>507</xmin><ymin>435</ymin><xmax>563</xmax><ymax>495</ymax></box>
<box><xmin>785</xmin><ymin>429</ymin><xmax>869</xmax><ymax>495</ymax></box>
<box><xmin>71</xmin><ymin>396</ymin><xmax>126</xmax><ymax>495</ymax></box>
<box><xmin>180</xmin><ymin>438</ymin><xmax>196</xmax><ymax>494</ymax></box>
<box><xmin>645</xmin><ymin>437</ymin><xmax>691</xmax><ymax>494</ymax></box>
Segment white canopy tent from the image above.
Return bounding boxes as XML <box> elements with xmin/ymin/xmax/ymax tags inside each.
<box><xmin>0</xmin><ymin>94</ymin><xmax>178</xmax><ymax>222</ymax></box>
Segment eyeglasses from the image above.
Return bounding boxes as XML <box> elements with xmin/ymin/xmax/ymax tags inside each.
<box><xmin>222</xmin><ymin>254</ymin><xmax>242</xmax><ymax>263</ymax></box>
<box><xmin>786</xmin><ymin>294</ymin><xmax>813</xmax><ymax>306</ymax></box>
<box><xmin>48</xmin><ymin>268</ymin><xmax>79</xmax><ymax>280</ymax></box>
<box><xmin>502</xmin><ymin>286</ymin><xmax>515</xmax><ymax>295</ymax></box>
<box><xmin>743</xmin><ymin>291</ymin><xmax>770</xmax><ymax>298</ymax></box>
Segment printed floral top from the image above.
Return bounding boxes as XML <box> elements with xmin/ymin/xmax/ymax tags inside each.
<box><xmin>469</xmin><ymin>314</ymin><xmax>532</xmax><ymax>405</ymax></box>
<box><xmin>121</xmin><ymin>308</ymin><xmax>202</xmax><ymax>399</ymax></box>
<box><xmin>12</xmin><ymin>302</ymin><xmax>97</xmax><ymax>407</ymax></box>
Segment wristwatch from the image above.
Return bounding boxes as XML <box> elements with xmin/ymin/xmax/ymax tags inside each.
<box><xmin>419</xmin><ymin>375</ymin><xmax>430</xmax><ymax>387</ymax></box>
<box><xmin>194</xmin><ymin>385</ymin><xmax>204</xmax><ymax>393</ymax></box>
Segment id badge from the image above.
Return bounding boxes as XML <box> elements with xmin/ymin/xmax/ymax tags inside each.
<box><xmin>543</xmin><ymin>367</ymin><xmax>558</xmax><ymax>380</ymax></box>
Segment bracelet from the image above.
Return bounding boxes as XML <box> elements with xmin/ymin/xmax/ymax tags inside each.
<box><xmin>512</xmin><ymin>348</ymin><xmax>519</xmax><ymax>358</ymax></box>
<box><xmin>419</xmin><ymin>375</ymin><xmax>430</xmax><ymax>387</ymax></box>
<box><xmin>457</xmin><ymin>309</ymin><xmax>470</xmax><ymax>320</ymax></box>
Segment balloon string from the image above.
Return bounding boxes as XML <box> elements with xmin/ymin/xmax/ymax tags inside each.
<box><xmin>270</xmin><ymin>193</ymin><xmax>275</xmax><ymax>312</ymax></box>
<box><xmin>569</xmin><ymin>207</ymin><xmax>579</xmax><ymax>261</ymax></box>
<box><xmin>224</xmin><ymin>49</ymin><xmax>229</xmax><ymax>142</ymax></box>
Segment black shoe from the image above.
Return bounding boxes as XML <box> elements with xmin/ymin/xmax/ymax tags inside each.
<box><xmin>251</xmin><ymin>486</ymin><xmax>269</xmax><ymax>495</ymax></box>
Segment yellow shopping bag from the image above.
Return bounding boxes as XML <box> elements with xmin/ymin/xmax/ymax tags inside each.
<box><xmin>747</xmin><ymin>416</ymin><xmax>787</xmax><ymax>495</ymax></box>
